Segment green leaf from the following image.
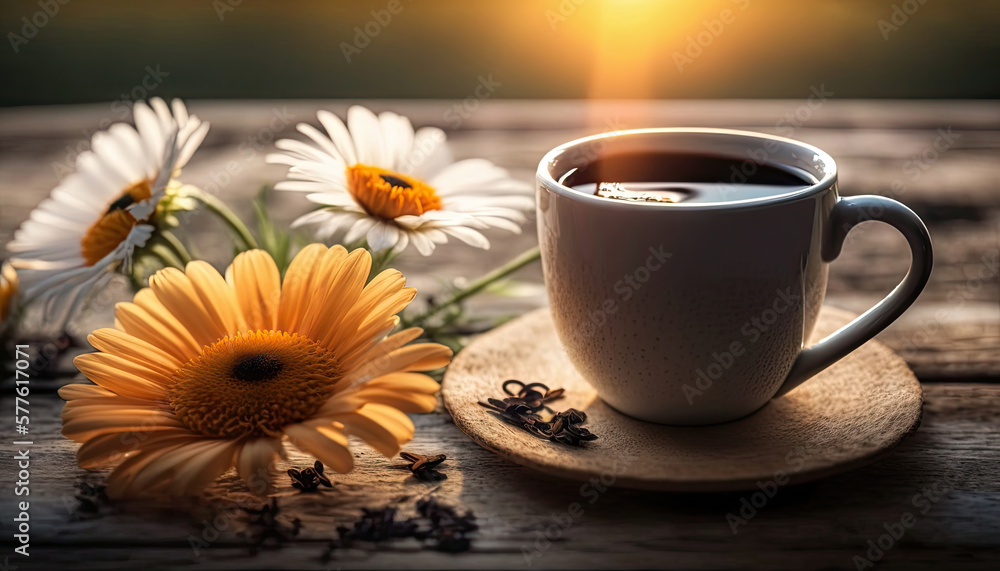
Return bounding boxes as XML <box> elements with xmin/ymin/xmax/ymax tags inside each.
<box><xmin>252</xmin><ymin>186</ymin><xmax>293</xmax><ymax>275</ymax></box>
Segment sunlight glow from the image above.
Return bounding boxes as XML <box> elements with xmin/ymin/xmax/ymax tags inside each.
<box><xmin>587</xmin><ymin>0</ymin><xmax>703</xmax><ymax>100</ymax></box>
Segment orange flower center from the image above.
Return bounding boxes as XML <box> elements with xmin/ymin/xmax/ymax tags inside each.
<box><xmin>169</xmin><ymin>330</ymin><xmax>343</xmax><ymax>437</ymax></box>
<box><xmin>80</xmin><ymin>180</ymin><xmax>153</xmax><ymax>266</ymax></box>
<box><xmin>0</xmin><ymin>264</ymin><xmax>17</xmax><ymax>322</ymax></box>
<box><xmin>346</xmin><ymin>164</ymin><xmax>442</xmax><ymax>219</ymax></box>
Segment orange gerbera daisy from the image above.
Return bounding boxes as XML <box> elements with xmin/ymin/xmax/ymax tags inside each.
<box><xmin>60</xmin><ymin>245</ymin><xmax>450</xmax><ymax>497</ymax></box>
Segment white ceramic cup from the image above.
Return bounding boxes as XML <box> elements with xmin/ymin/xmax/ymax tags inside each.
<box><xmin>536</xmin><ymin>128</ymin><xmax>932</xmax><ymax>425</ymax></box>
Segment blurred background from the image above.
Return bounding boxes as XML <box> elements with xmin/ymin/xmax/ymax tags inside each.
<box><xmin>1</xmin><ymin>0</ymin><xmax>998</xmax><ymax>106</ymax></box>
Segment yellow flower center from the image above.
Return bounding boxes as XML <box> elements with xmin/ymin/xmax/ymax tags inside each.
<box><xmin>168</xmin><ymin>330</ymin><xmax>343</xmax><ymax>437</ymax></box>
<box><xmin>346</xmin><ymin>164</ymin><xmax>442</xmax><ymax>219</ymax></box>
<box><xmin>80</xmin><ymin>180</ymin><xmax>153</xmax><ymax>266</ymax></box>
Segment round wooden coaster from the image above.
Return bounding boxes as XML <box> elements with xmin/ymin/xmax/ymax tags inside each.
<box><xmin>442</xmin><ymin>306</ymin><xmax>922</xmax><ymax>492</ymax></box>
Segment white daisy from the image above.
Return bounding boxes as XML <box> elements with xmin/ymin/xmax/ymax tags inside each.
<box><xmin>266</xmin><ymin>105</ymin><xmax>533</xmax><ymax>256</ymax></box>
<box><xmin>6</xmin><ymin>98</ymin><xmax>209</xmax><ymax>319</ymax></box>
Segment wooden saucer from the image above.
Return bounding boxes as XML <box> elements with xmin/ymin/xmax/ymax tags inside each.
<box><xmin>441</xmin><ymin>306</ymin><xmax>922</xmax><ymax>492</ymax></box>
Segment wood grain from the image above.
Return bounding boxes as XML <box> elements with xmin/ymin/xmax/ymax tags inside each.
<box><xmin>2</xmin><ymin>100</ymin><xmax>996</xmax><ymax>380</ymax></box>
<box><xmin>2</xmin><ymin>383</ymin><xmax>997</xmax><ymax>570</ymax></box>
<box><xmin>0</xmin><ymin>100</ymin><xmax>997</xmax><ymax>569</ymax></box>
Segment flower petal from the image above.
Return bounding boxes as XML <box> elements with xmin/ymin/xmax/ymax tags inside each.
<box><xmin>236</xmin><ymin>437</ymin><xmax>285</xmax><ymax>491</ymax></box>
<box><xmin>86</xmin><ymin>327</ymin><xmax>182</xmax><ymax>377</ymax></box>
<box><xmin>284</xmin><ymin>421</ymin><xmax>355</xmax><ymax>473</ymax></box>
<box><xmin>128</xmin><ymin>438</ymin><xmax>238</xmax><ymax>496</ymax></box>
<box><xmin>366</xmin><ymin>221</ymin><xmax>400</xmax><ymax>252</ymax></box>
<box><xmin>317</xmin><ymin>109</ymin><xmax>358</xmax><ymax>165</ymax></box>
<box><xmin>347</xmin><ymin>105</ymin><xmax>385</xmax><ymax>167</ymax></box>
<box><xmin>73</xmin><ymin>352</ymin><xmax>171</xmax><ymax>398</ymax></box>
<box><xmin>227</xmin><ymin>250</ymin><xmax>281</xmax><ymax>332</ymax></box>
<box><xmin>277</xmin><ymin>242</ymin><xmax>328</xmax><ymax>333</ymax></box>
<box><xmin>184</xmin><ymin>260</ymin><xmax>245</xmax><ymax>337</ymax></box>
<box><xmin>148</xmin><ymin>267</ymin><xmax>227</xmax><ymax>348</ymax></box>
<box><xmin>62</xmin><ymin>407</ymin><xmax>185</xmax><ymax>442</ymax></box>
<box><xmin>121</xmin><ymin>288</ymin><xmax>203</xmax><ymax>361</ymax></box>
<box><xmin>331</xmin><ymin>403</ymin><xmax>414</xmax><ymax>457</ymax></box>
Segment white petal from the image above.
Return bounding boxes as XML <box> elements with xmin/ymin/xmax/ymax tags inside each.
<box><xmin>108</xmin><ymin>123</ymin><xmax>157</xmax><ymax>175</ymax></box>
<box><xmin>406</xmin><ymin>127</ymin><xmax>451</xmax><ymax>177</ymax></box>
<box><xmin>317</xmin><ymin>109</ymin><xmax>358</xmax><ymax>165</ymax></box>
<box><xmin>289</xmin><ymin>209</ymin><xmax>335</xmax><ymax>229</ymax></box>
<box><xmin>317</xmin><ymin>211</ymin><xmax>365</xmax><ymax>238</ymax></box>
<box><xmin>343</xmin><ymin>216</ymin><xmax>377</xmax><ymax>244</ymax></box>
<box><xmin>440</xmin><ymin>226</ymin><xmax>490</xmax><ymax>249</ymax></box>
<box><xmin>147</xmin><ymin>128</ymin><xmax>179</xmax><ymax>197</ymax></box>
<box><xmin>90</xmin><ymin>130</ymin><xmax>145</xmax><ymax>183</ymax></box>
<box><xmin>469</xmin><ymin>215</ymin><xmax>524</xmax><ymax>233</ymax></box>
<box><xmin>366</xmin><ymin>222</ymin><xmax>400</xmax><ymax>252</ymax></box>
<box><xmin>170</xmin><ymin>98</ymin><xmax>190</xmax><ymax>126</ymax></box>
<box><xmin>175</xmin><ymin>121</ymin><xmax>209</xmax><ymax>168</ymax></box>
<box><xmin>390</xmin><ymin>230</ymin><xmax>410</xmax><ymax>254</ymax></box>
<box><xmin>274</xmin><ymin>180</ymin><xmax>343</xmax><ymax>194</ymax></box>
<box><xmin>149</xmin><ymin>97</ymin><xmax>173</xmax><ymax>131</ymax></box>
<box><xmin>347</xmin><ymin>106</ymin><xmax>385</xmax><ymax>167</ymax></box>
<box><xmin>379</xmin><ymin>111</ymin><xmax>414</xmax><ymax>171</ymax></box>
<box><xmin>274</xmin><ymin>139</ymin><xmax>339</xmax><ymax>163</ymax></box>
<box><xmin>133</xmin><ymin>101</ymin><xmax>166</xmax><ymax>161</ymax></box>
<box><xmin>430</xmin><ymin>158</ymin><xmax>513</xmax><ymax>193</ymax></box>
<box><xmin>408</xmin><ymin>230</ymin><xmax>437</xmax><ymax>256</ymax></box>
<box><xmin>304</xmin><ymin>192</ymin><xmax>357</xmax><ymax>207</ymax></box>
<box><xmin>296</xmin><ymin>123</ymin><xmax>347</xmax><ymax>165</ymax></box>
<box><xmin>75</xmin><ymin>151</ymin><xmax>124</xmax><ymax>194</ymax></box>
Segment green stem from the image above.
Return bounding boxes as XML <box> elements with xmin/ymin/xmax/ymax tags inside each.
<box><xmin>127</xmin><ymin>266</ymin><xmax>145</xmax><ymax>291</ymax></box>
<box><xmin>406</xmin><ymin>246</ymin><xmax>541</xmax><ymax>328</ymax></box>
<box><xmin>190</xmin><ymin>189</ymin><xmax>260</xmax><ymax>251</ymax></box>
<box><xmin>148</xmin><ymin>243</ymin><xmax>183</xmax><ymax>270</ymax></box>
<box><xmin>158</xmin><ymin>230</ymin><xmax>193</xmax><ymax>265</ymax></box>
<box><xmin>368</xmin><ymin>247</ymin><xmax>400</xmax><ymax>281</ymax></box>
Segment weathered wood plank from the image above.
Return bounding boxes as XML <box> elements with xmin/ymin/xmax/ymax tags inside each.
<box><xmin>3</xmin><ymin>100</ymin><xmax>1000</xmax><ymax>133</ymax></box>
<box><xmin>3</xmin><ymin>382</ymin><xmax>998</xmax><ymax>570</ymax></box>
<box><xmin>0</xmin><ymin>101</ymin><xmax>997</xmax><ymax>569</ymax></box>
<box><xmin>0</xmin><ymin>101</ymin><xmax>1000</xmax><ymax>378</ymax></box>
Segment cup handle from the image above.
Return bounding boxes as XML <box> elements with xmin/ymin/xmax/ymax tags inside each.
<box><xmin>775</xmin><ymin>195</ymin><xmax>933</xmax><ymax>397</ymax></box>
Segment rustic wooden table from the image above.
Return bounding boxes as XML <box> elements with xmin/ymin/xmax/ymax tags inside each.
<box><xmin>1</xmin><ymin>100</ymin><xmax>997</xmax><ymax>570</ymax></box>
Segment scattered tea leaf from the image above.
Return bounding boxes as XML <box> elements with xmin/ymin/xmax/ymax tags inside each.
<box><xmin>400</xmin><ymin>451</ymin><xmax>448</xmax><ymax>481</ymax></box>
<box><xmin>287</xmin><ymin>460</ymin><xmax>333</xmax><ymax>492</ymax></box>
<box><xmin>480</xmin><ymin>380</ymin><xmax>598</xmax><ymax>446</ymax></box>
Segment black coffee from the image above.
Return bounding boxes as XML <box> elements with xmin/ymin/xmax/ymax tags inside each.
<box><xmin>564</xmin><ymin>151</ymin><xmax>815</xmax><ymax>204</ymax></box>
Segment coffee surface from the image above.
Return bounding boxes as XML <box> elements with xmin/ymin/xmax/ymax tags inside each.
<box><xmin>564</xmin><ymin>151</ymin><xmax>815</xmax><ymax>204</ymax></box>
